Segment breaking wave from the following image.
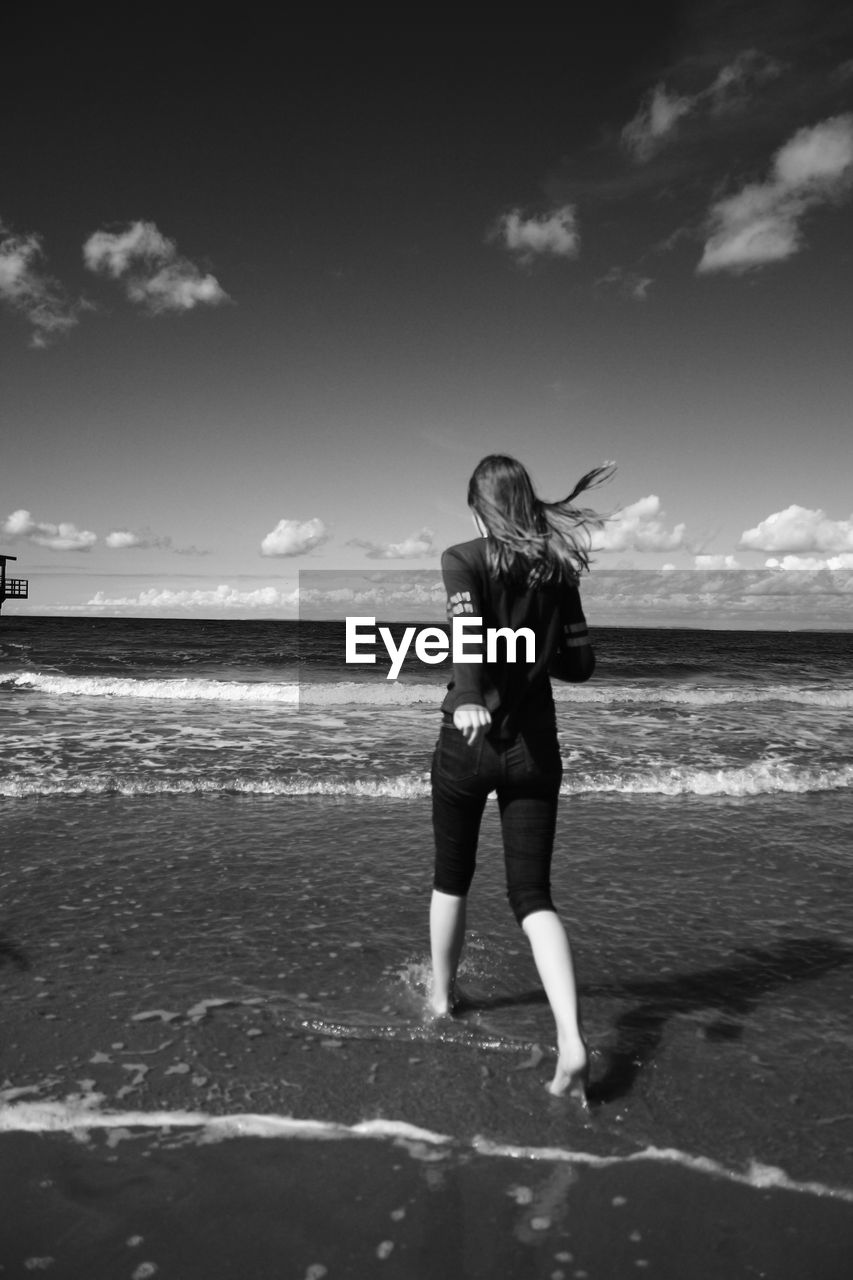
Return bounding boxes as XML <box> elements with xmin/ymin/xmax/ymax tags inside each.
<box><xmin>2</xmin><ymin>761</ymin><xmax>851</xmax><ymax>800</ymax></box>
<box><xmin>4</xmin><ymin>670</ymin><xmax>853</xmax><ymax>709</ymax></box>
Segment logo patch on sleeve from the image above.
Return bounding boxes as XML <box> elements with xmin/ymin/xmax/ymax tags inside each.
<box><xmin>447</xmin><ymin>590</ymin><xmax>475</xmax><ymax>618</ymax></box>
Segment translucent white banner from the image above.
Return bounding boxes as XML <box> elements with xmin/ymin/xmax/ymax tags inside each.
<box><xmin>299</xmin><ymin>569</ymin><xmax>853</xmax><ymax>630</ymax></box>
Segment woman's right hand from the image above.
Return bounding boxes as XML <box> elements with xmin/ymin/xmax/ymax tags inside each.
<box><xmin>453</xmin><ymin>704</ymin><xmax>492</xmax><ymax>747</ymax></box>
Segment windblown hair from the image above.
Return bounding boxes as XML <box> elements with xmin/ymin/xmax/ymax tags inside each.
<box><xmin>467</xmin><ymin>454</ymin><xmax>614</xmax><ymax>586</ymax></box>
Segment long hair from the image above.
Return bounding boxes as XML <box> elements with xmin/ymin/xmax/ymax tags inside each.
<box><xmin>467</xmin><ymin>454</ymin><xmax>614</xmax><ymax>586</ymax></box>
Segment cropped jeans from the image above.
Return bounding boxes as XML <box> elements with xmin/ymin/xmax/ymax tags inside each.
<box><xmin>431</xmin><ymin>712</ymin><xmax>563</xmax><ymax>924</ymax></box>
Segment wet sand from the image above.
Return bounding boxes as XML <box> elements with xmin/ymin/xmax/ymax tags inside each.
<box><xmin>4</xmin><ymin>1123</ymin><xmax>853</xmax><ymax>1280</ymax></box>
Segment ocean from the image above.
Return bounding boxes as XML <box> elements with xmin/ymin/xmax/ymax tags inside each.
<box><xmin>1</xmin><ymin>615</ymin><xmax>852</xmax><ymax>1277</ymax></box>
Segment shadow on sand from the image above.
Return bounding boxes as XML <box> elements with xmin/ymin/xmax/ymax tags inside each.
<box><xmin>461</xmin><ymin>936</ymin><xmax>853</xmax><ymax>1105</ymax></box>
<box><xmin>585</xmin><ymin>935</ymin><xmax>853</xmax><ymax>1105</ymax></box>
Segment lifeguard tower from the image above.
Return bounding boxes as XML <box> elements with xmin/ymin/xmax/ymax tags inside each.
<box><xmin>0</xmin><ymin>554</ymin><xmax>28</xmax><ymax>614</ymax></box>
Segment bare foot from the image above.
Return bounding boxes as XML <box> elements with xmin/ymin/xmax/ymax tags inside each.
<box><xmin>546</xmin><ymin>1043</ymin><xmax>590</xmax><ymax>1103</ymax></box>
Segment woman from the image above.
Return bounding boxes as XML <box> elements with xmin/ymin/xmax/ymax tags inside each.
<box><xmin>429</xmin><ymin>453</ymin><xmax>612</xmax><ymax>1100</ymax></box>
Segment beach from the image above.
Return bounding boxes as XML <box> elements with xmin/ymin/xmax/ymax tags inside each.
<box><xmin>2</xmin><ymin>616</ymin><xmax>853</xmax><ymax>1276</ymax></box>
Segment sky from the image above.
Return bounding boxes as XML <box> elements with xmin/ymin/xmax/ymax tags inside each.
<box><xmin>2</xmin><ymin>3</ymin><xmax>852</xmax><ymax>626</ymax></box>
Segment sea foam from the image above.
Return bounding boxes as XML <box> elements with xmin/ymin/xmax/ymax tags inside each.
<box><xmin>1</xmin><ymin>1094</ymin><xmax>851</xmax><ymax>1202</ymax></box>
<box><xmin>2</xmin><ymin>761</ymin><xmax>851</xmax><ymax>799</ymax></box>
<box><xmin>4</xmin><ymin>670</ymin><xmax>853</xmax><ymax>709</ymax></box>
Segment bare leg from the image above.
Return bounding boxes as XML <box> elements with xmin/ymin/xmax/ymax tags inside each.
<box><xmin>429</xmin><ymin>889</ymin><xmax>467</xmax><ymax>1016</ymax></box>
<box><xmin>522</xmin><ymin>909</ymin><xmax>588</xmax><ymax>1100</ymax></box>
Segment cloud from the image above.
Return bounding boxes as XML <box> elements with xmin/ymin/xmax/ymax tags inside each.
<box><xmin>298</xmin><ymin>570</ymin><xmax>446</xmax><ymax>620</ymax></box>
<box><xmin>106</xmin><ymin>530</ymin><xmax>158</xmax><ymax>550</ymax></box>
<box><xmin>83</xmin><ymin>220</ymin><xmax>229</xmax><ymax>313</ymax></box>
<box><xmin>705</xmin><ymin>50</ymin><xmax>784</xmax><ymax>114</ymax></box>
<box><xmin>739</xmin><ymin>504</ymin><xmax>853</xmax><ymax>554</ymax></box>
<box><xmin>105</xmin><ymin>528</ymin><xmax>207</xmax><ymax>555</ymax></box>
<box><xmin>765</xmin><ymin>554</ymin><xmax>853</xmax><ymax>570</ymax></box>
<box><xmin>0</xmin><ymin>222</ymin><xmax>83</xmax><ymax>347</ymax></box>
<box><xmin>578</xmin><ymin>569</ymin><xmax>853</xmax><ymax>629</ymax></box>
<box><xmin>77</xmin><ymin>585</ymin><xmax>300</xmax><ymax>614</ymax></box>
<box><xmin>347</xmin><ymin>527</ymin><xmax>437</xmax><ymax>559</ymax></box>
<box><xmin>83</xmin><ymin>221</ymin><xmax>172</xmax><ymax>278</ymax></box>
<box><xmin>593</xmin><ymin>496</ymin><xmax>686</xmax><ymax>553</ymax></box>
<box><xmin>622</xmin><ymin>85</ymin><xmax>694</xmax><ymax>161</ymax></box>
<box><xmin>260</xmin><ymin>517</ymin><xmax>330</xmax><ymax>557</ymax></box>
<box><xmin>694</xmin><ymin>554</ymin><xmax>741</xmax><ymax>569</ymax></box>
<box><xmin>595</xmin><ymin>267</ymin><xmax>654</xmax><ymax>301</ymax></box>
<box><xmin>698</xmin><ymin>114</ymin><xmax>853</xmax><ymax>273</ymax></box>
<box><xmin>490</xmin><ymin>205</ymin><xmax>579</xmax><ymax>265</ymax></box>
<box><xmin>622</xmin><ymin>51</ymin><xmax>783</xmax><ymax>162</ymax></box>
<box><xmin>774</xmin><ymin>117</ymin><xmax>853</xmax><ymax>187</ymax></box>
<box><xmin>2</xmin><ymin>508</ymin><xmax>96</xmax><ymax>551</ymax></box>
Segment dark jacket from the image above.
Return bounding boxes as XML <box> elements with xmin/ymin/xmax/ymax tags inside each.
<box><xmin>439</xmin><ymin>538</ymin><xmax>594</xmax><ymax>738</ymax></box>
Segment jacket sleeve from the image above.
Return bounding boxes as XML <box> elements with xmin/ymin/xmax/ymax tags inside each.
<box><xmin>441</xmin><ymin>545</ymin><xmax>490</xmax><ymax>711</ymax></box>
<box><xmin>547</xmin><ymin>583</ymin><xmax>595</xmax><ymax>683</ymax></box>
